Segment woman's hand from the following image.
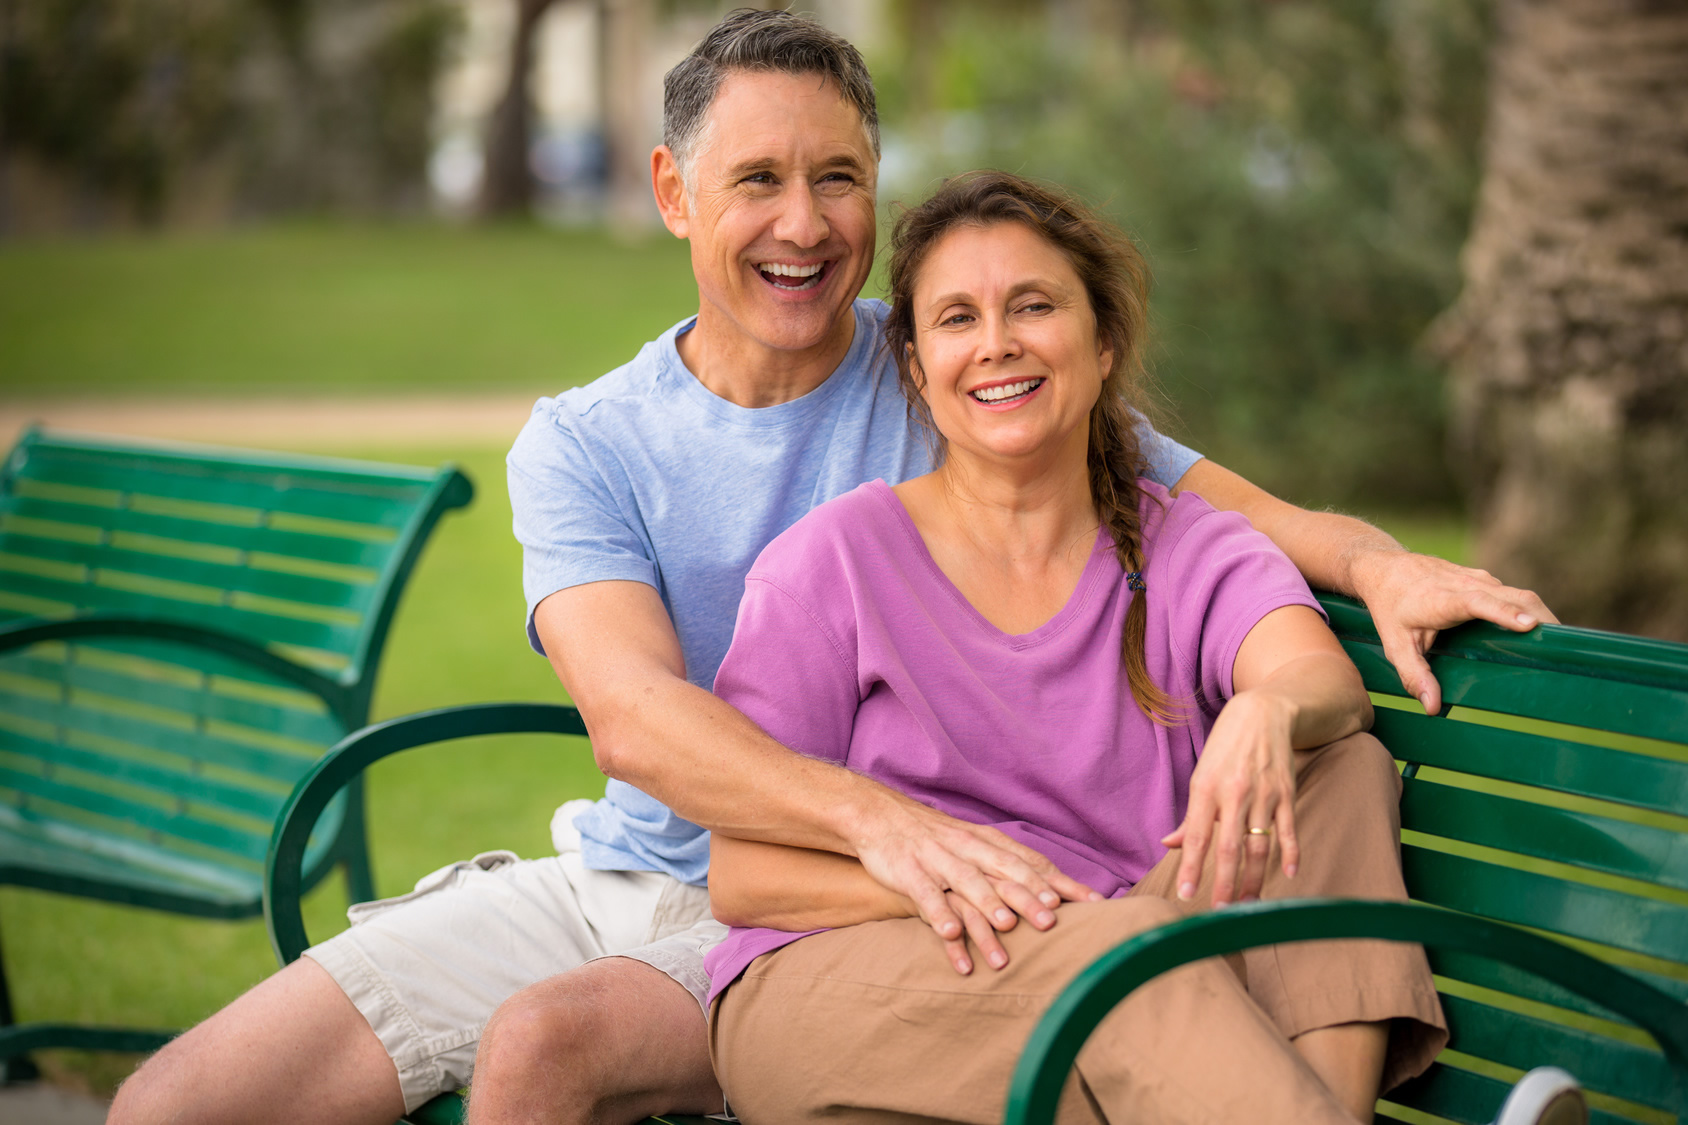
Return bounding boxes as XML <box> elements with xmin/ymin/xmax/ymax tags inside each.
<box><xmin>1160</xmin><ymin>691</ymin><xmax>1300</xmax><ymax>906</ymax></box>
<box><xmin>1159</xmin><ymin>605</ymin><xmax>1372</xmax><ymax>907</ymax></box>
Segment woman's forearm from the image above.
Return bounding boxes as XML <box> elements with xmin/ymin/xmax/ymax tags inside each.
<box><xmin>1230</xmin><ymin>650</ymin><xmax>1373</xmax><ymax>767</ymax></box>
<box><xmin>709</xmin><ymin>835</ymin><xmax>917</xmax><ymax>930</ymax></box>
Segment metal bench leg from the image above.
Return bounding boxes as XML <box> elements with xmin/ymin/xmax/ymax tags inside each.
<box><xmin>0</xmin><ymin>914</ymin><xmax>40</xmax><ymax>1084</ymax></box>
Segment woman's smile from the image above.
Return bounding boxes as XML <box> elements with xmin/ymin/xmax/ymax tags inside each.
<box><xmin>967</xmin><ymin>376</ymin><xmax>1047</xmax><ymax>408</ymax></box>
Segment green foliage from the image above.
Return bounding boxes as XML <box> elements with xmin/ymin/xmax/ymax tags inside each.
<box><xmin>0</xmin><ymin>0</ymin><xmax>461</xmax><ymax>228</ymax></box>
<box><xmin>0</xmin><ymin>222</ymin><xmax>698</xmax><ymax>395</ymax></box>
<box><xmin>873</xmin><ymin>0</ymin><xmax>1491</xmax><ymax>511</ymax></box>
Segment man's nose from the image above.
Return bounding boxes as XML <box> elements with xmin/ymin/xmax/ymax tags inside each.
<box><xmin>771</xmin><ymin>182</ymin><xmax>831</xmax><ymax>247</ymax></box>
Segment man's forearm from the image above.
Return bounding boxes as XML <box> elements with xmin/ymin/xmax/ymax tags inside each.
<box><xmin>1173</xmin><ymin>459</ymin><xmax>1403</xmax><ymax>598</ymax></box>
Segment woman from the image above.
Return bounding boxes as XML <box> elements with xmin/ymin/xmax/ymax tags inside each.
<box><xmin>700</xmin><ymin>171</ymin><xmax>1446</xmax><ymax>1124</ymax></box>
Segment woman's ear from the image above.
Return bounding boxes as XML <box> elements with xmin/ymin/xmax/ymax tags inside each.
<box><xmin>905</xmin><ymin>342</ymin><xmax>928</xmax><ymax>392</ymax></box>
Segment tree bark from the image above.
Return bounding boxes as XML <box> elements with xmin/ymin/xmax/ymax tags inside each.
<box><xmin>479</xmin><ymin>0</ymin><xmax>558</xmax><ymax>219</ymax></box>
<box><xmin>1431</xmin><ymin>0</ymin><xmax>1688</xmax><ymax>640</ymax></box>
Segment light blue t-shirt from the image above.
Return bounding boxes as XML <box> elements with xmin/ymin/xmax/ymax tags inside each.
<box><xmin>507</xmin><ymin>298</ymin><xmax>1202</xmax><ymax>884</ymax></box>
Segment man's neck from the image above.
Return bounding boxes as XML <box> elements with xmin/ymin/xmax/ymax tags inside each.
<box><xmin>675</xmin><ymin>306</ymin><xmax>858</xmax><ymax>409</ymax></box>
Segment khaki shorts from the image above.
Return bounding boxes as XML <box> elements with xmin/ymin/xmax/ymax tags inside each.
<box><xmin>304</xmin><ymin>801</ymin><xmax>727</xmax><ymax>1113</ymax></box>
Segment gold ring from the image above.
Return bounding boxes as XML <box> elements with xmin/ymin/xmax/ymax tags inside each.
<box><xmin>1247</xmin><ymin>827</ymin><xmax>1271</xmax><ymax>836</ymax></box>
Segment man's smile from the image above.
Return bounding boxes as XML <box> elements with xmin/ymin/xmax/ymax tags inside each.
<box><xmin>756</xmin><ymin>260</ymin><xmax>834</xmax><ymax>292</ymax></box>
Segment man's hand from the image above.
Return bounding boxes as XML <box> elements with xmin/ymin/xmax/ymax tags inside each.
<box><xmin>1350</xmin><ymin>548</ymin><xmax>1557</xmax><ymax>715</ymax></box>
<box><xmin>848</xmin><ymin>788</ymin><xmax>1100</xmax><ymax>969</ymax></box>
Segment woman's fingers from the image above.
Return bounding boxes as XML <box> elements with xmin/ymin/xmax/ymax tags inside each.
<box><xmin>1169</xmin><ymin>791</ymin><xmax>1214</xmax><ymax>900</ymax></box>
<box><xmin>1275</xmin><ymin>797</ymin><xmax>1300</xmax><ymax>881</ymax></box>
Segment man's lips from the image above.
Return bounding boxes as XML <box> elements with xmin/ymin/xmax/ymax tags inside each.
<box><xmin>755</xmin><ymin>259</ymin><xmax>834</xmax><ymax>292</ymax></box>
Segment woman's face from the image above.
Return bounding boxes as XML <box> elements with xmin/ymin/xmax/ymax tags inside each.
<box><xmin>908</xmin><ymin>221</ymin><xmax>1112</xmax><ymax>472</ymax></box>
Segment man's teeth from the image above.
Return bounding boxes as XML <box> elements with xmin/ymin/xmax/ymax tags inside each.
<box><xmin>759</xmin><ymin>262</ymin><xmax>824</xmax><ymax>277</ymax></box>
<box><xmin>971</xmin><ymin>379</ymin><xmax>1044</xmax><ymax>403</ymax></box>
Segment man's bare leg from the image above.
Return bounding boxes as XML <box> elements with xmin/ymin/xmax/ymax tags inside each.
<box><xmin>1294</xmin><ymin>1021</ymin><xmax>1391</xmax><ymax>1124</ymax></box>
<box><xmin>467</xmin><ymin>957</ymin><xmax>720</xmax><ymax>1125</ymax></box>
<box><xmin>107</xmin><ymin>958</ymin><xmax>403</xmax><ymax>1125</ymax></box>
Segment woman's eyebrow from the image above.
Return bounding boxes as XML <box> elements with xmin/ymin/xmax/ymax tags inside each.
<box><xmin>924</xmin><ymin>278</ymin><xmax>1063</xmax><ymax>310</ymax></box>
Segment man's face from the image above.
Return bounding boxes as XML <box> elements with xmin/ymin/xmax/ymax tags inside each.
<box><xmin>659</xmin><ymin>69</ymin><xmax>878</xmax><ymax>362</ymax></box>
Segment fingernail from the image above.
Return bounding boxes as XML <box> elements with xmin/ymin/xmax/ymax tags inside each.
<box><xmin>1418</xmin><ymin>691</ymin><xmax>1435</xmax><ymax>714</ymax></box>
<box><xmin>995</xmin><ymin>908</ymin><xmax>1014</xmax><ymax>926</ymax></box>
<box><xmin>1036</xmin><ymin>911</ymin><xmax>1055</xmax><ymax>928</ymax></box>
<box><xmin>988</xmin><ymin>951</ymin><xmax>1007</xmax><ymax>969</ymax></box>
<box><xmin>1516</xmin><ymin>613</ymin><xmax>1535</xmax><ymax>627</ymax></box>
<box><xmin>1178</xmin><ymin>882</ymin><xmax>1195</xmax><ymax>901</ymax></box>
<box><xmin>1089</xmin><ymin>892</ymin><xmax>1105</xmax><ymax>902</ymax></box>
<box><xmin>1285</xmin><ymin>863</ymin><xmax>1298</xmax><ymax>878</ymax></box>
<box><xmin>957</xmin><ymin>959</ymin><xmax>972</xmax><ymax>974</ymax></box>
<box><xmin>1040</xmin><ymin>891</ymin><xmax>1060</xmax><ymax>907</ymax></box>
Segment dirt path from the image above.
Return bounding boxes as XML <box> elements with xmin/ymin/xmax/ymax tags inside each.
<box><xmin>1</xmin><ymin>392</ymin><xmax>549</xmax><ymax>453</ymax></box>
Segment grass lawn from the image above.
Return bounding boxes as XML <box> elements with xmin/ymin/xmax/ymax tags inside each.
<box><xmin>0</xmin><ymin>223</ymin><xmax>696</xmax><ymax>398</ymax></box>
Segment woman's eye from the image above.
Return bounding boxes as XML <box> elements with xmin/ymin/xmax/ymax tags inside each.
<box><xmin>939</xmin><ymin>311</ymin><xmax>974</xmax><ymax>327</ymax></box>
<box><xmin>1018</xmin><ymin>301</ymin><xmax>1053</xmax><ymax>314</ymax></box>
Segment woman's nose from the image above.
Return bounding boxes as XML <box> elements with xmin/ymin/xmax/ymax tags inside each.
<box><xmin>977</xmin><ymin>313</ymin><xmax>1021</xmax><ymax>363</ymax></box>
<box><xmin>772</xmin><ymin>184</ymin><xmax>830</xmax><ymax>247</ymax></box>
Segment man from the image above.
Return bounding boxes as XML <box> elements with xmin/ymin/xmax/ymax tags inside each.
<box><xmin>109</xmin><ymin>11</ymin><xmax>1552</xmax><ymax>1125</ymax></box>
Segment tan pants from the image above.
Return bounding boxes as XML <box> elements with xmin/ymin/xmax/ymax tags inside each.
<box><xmin>710</xmin><ymin>733</ymin><xmax>1447</xmax><ymax>1125</ymax></box>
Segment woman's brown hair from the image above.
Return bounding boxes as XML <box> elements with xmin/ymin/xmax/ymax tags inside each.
<box><xmin>884</xmin><ymin>170</ymin><xmax>1177</xmax><ymax>722</ymax></box>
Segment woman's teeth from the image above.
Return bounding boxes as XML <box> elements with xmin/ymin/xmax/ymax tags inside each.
<box><xmin>971</xmin><ymin>379</ymin><xmax>1044</xmax><ymax>403</ymax></box>
<box><xmin>758</xmin><ymin>262</ymin><xmax>826</xmax><ymax>290</ymax></box>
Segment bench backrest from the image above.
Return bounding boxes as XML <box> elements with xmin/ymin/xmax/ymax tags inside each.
<box><xmin>1320</xmin><ymin>594</ymin><xmax>1688</xmax><ymax>1125</ymax></box>
<box><xmin>0</xmin><ymin>429</ymin><xmax>473</xmax><ymax>912</ymax></box>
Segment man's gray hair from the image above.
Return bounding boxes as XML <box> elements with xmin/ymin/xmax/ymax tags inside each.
<box><xmin>663</xmin><ymin>8</ymin><xmax>880</xmax><ymax>182</ymax></box>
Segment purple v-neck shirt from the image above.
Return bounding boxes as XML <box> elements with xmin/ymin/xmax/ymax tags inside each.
<box><xmin>703</xmin><ymin>479</ymin><xmax>1322</xmax><ymax>1003</ymax></box>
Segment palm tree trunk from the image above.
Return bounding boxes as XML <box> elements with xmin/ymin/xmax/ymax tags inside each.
<box><xmin>1431</xmin><ymin>0</ymin><xmax>1688</xmax><ymax>639</ymax></box>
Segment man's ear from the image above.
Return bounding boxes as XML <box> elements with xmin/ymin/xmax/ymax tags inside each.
<box><xmin>652</xmin><ymin>146</ymin><xmax>690</xmax><ymax>238</ymax></box>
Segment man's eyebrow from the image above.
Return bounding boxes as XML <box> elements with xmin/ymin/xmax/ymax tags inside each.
<box><xmin>724</xmin><ymin>153</ymin><xmax>869</xmax><ymax>178</ymax></box>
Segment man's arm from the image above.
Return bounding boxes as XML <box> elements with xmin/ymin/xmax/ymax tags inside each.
<box><xmin>1173</xmin><ymin>459</ymin><xmax>1557</xmax><ymax>714</ymax></box>
<box><xmin>534</xmin><ymin>581</ymin><xmax>1092</xmax><ymax>943</ymax></box>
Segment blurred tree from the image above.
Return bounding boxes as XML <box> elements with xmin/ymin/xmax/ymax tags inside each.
<box><xmin>877</xmin><ymin>0</ymin><xmax>1491</xmax><ymax>512</ymax></box>
<box><xmin>479</xmin><ymin>0</ymin><xmax>559</xmax><ymax>217</ymax></box>
<box><xmin>1429</xmin><ymin>0</ymin><xmax>1688</xmax><ymax>638</ymax></box>
<box><xmin>0</xmin><ymin>0</ymin><xmax>458</xmax><ymax>233</ymax></box>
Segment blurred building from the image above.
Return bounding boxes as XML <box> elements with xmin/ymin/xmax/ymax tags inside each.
<box><xmin>430</xmin><ymin>0</ymin><xmax>887</xmax><ymax>225</ymax></box>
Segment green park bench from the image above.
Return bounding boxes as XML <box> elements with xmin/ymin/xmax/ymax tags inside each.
<box><xmin>0</xmin><ymin>427</ymin><xmax>472</xmax><ymax>1076</ymax></box>
<box><xmin>267</xmin><ymin>594</ymin><xmax>1688</xmax><ymax>1125</ymax></box>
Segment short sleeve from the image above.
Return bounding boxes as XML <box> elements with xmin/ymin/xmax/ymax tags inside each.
<box><xmin>1161</xmin><ymin>505</ymin><xmax>1325</xmax><ymax>713</ymax></box>
<box><xmin>1134</xmin><ymin>413</ymin><xmax>1202</xmax><ymax>488</ymax></box>
<box><xmin>713</xmin><ymin>576</ymin><xmax>859</xmax><ymax>765</ymax></box>
<box><xmin>508</xmin><ymin>400</ymin><xmax>657</xmax><ymax>654</ymax></box>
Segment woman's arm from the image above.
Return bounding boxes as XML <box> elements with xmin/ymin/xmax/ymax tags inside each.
<box><xmin>709</xmin><ymin>834</ymin><xmax>914</xmax><ymax>930</ymax></box>
<box><xmin>1161</xmin><ymin>604</ymin><xmax>1372</xmax><ymax>907</ymax></box>
<box><xmin>709</xmin><ymin>834</ymin><xmax>1043</xmax><ymax>975</ymax></box>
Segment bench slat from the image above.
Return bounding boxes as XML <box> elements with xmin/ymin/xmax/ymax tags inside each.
<box><xmin>4</xmin><ymin>495</ymin><xmax>393</xmax><ymax>567</ymax></box>
<box><xmin>1344</xmin><ymin>641</ymin><xmax>1688</xmax><ymax>746</ymax></box>
<box><xmin>1440</xmin><ymin>993</ymin><xmax>1675</xmax><ymax>1110</ymax></box>
<box><xmin>1</xmin><ymin>650</ymin><xmax>341</xmax><ymax>745</ymax></box>
<box><xmin>1375</xmin><ymin>708</ymin><xmax>1688</xmax><ymax>818</ymax></box>
<box><xmin>0</xmin><ymin>570</ymin><xmax>357</xmax><ymax>653</ymax></box>
<box><xmin>0</xmin><ymin>765</ymin><xmax>269</xmax><ymax>861</ymax></box>
<box><xmin>1429</xmin><ymin>947</ymin><xmax>1688</xmax><ymax>1020</ymax></box>
<box><xmin>1401</xmin><ymin>776</ymin><xmax>1688</xmax><ymax>891</ymax></box>
<box><xmin>0</xmin><ymin>727</ymin><xmax>285</xmax><ymax>820</ymax></box>
<box><xmin>1</xmin><ymin>531</ymin><xmax>376</xmax><ymax>612</ymax></box>
<box><xmin>0</xmin><ymin>690</ymin><xmax>316</xmax><ymax>783</ymax></box>
<box><xmin>17</xmin><ymin>448</ymin><xmax>427</xmax><ymax>529</ymax></box>
<box><xmin>1402</xmin><ymin>846</ymin><xmax>1688</xmax><ymax>963</ymax></box>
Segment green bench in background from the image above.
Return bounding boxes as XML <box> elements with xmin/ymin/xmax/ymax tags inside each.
<box><xmin>0</xmin><ymin>427</ymin><xmax>472</xmax><ymax>1075</ymax></box>
<box><xmin>269</xmin><ymin>596</ymin><xmax>1688</xmax><ymax>1125</ymax></box>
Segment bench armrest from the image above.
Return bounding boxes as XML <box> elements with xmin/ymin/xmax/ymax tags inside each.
<box><xmin>0</xmin><ymin>613</ymin><xmax>354</xmax><ymax>719</ymax></box>
<box><xmin>263</xmin><ymin>702</ymin><xmax>590</xmax><ymax>965</ymax></box>
<box><xmin>1004</xmin><ymin>898</ymin><xmax>1688</xmax><ymax>1125</ymax></box>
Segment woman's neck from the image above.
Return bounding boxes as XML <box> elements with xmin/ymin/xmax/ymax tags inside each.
<box><xmin>893</xmin><ymin>441</ymin><xmax>1102</xmax><ymax>636</ymax></box>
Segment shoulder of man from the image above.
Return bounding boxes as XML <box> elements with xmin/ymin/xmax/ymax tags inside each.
<box><xmin>748</xmin><ymin>481</ymin><xmax>896</xmax><ymax>591</ymax></box>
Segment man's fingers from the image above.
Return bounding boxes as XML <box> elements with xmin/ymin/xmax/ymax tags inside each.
<box><xmin>991</xmin><ymin>878</ymin><xmax>1056</xmax><ymax>930</ymax></box>
<box><xmin>943</xmin><ymin>935</ymin><xmax>973</xmax><ymax>975</ymax></box>
<box><xmin>903</xmin><ymin>868</ymin><xmax>963</xmax><ymax>942</ymax></box>
<box><xmin>1463</xmin><ymin>585</ymin><xmax>1557</xmax><ymax>631</ymax></box>
<box><xmin>955</xmin><ymin>896</ymin><xmax>1009</xmax><ymax>971</ymax></box>
<box><xmin>940</xmin><ymin>824</ymin><xmax>1064</xmax><ymax>909</ymax></box>
<box><xmin>1378</xmin><ymin>623</ymin><xmax>1441</xmax><ymax>715</ymax></box>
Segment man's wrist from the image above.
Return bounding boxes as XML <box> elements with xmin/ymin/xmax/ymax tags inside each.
<box><xmin>1340</xmin><ymin>535</ymin><xmax>1408</xmax><ymax>605</ymax></box>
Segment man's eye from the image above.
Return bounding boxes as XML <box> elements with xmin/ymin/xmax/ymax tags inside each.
<box><xmin>742</xmin><ymin>172</ymin><xmax>776</xmax><ymax>186</ymax></box>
